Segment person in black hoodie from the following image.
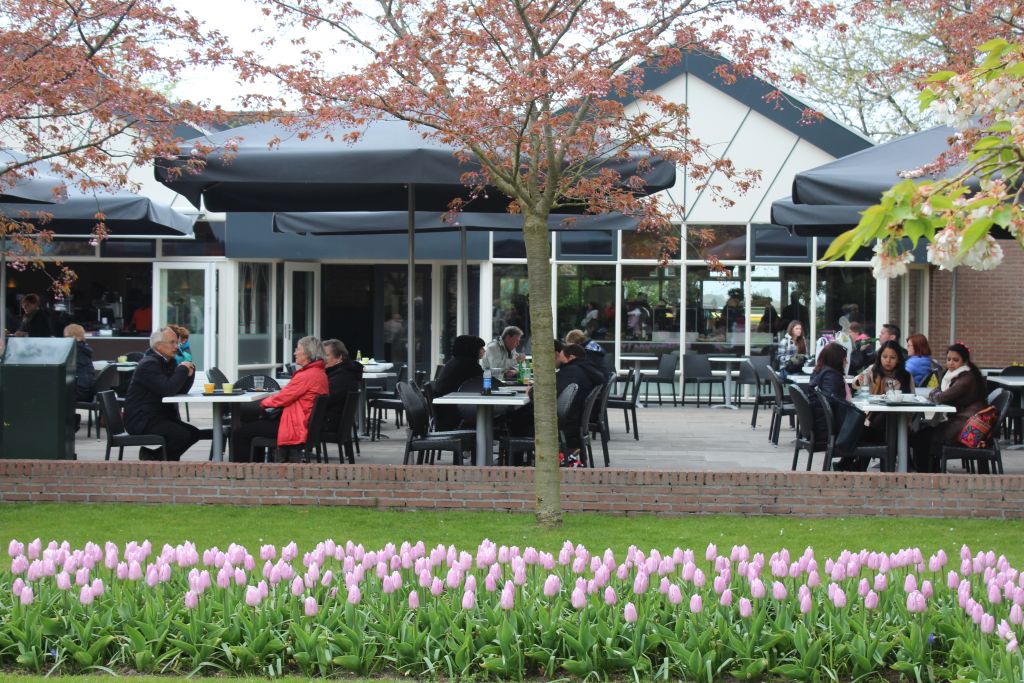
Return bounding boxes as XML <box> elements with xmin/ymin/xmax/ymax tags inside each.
<box><xmin>321</xmin><ymin>339</ymin><xmax>364</xmax><ymax>432</ymax></box>
<box><xmin>807</xmin><ymin>342</ymin><xmax>850</xmax><ymax>444</ymax></box>
<box><xmin>123</xmin><ymin>327</ymin><xmax>199</xmax><ymax>461</ymax></box>
<box><xmin>556</xmin><ymin>343</ymin><xmax>606</xmax><ymax>450</ymax></box>
<box><xmin>433</xmin><ymin>335</ymin><xmax>485</xmax><ymax>430</ymax></box>
<box><xmin>565</xmin><ymin>328</ymin><xmax>606</xmax><ymax>372</ymax></box>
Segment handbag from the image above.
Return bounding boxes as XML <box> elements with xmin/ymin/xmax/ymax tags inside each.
<box><xmin>784</xmin><ymin>354</ymin><xmax>808</xmax><ymax>374</ymax></box>
<box><xmin>958</xmin><ymin>406</ymin><xmax>997</xmax><ymax>448</ymax></box>
<box><xmin>828</xmin><ymin>396</ymin><xmax>866</xmax><ymax>457</ymax></box>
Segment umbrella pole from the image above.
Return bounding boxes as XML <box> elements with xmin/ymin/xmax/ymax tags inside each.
<box><xmin>949</xmin><ymin>268</ymin><xmax>957</xmax><ymax>345</ymax></box>
<box><xmin>407</xmin><ymin>185</ymin><xmax>416</xmax><ymax>379</ymax></box>
<box><xmin>459</xmin><ymin>225</ymin><xmax>467</xmax><ymax>336</ymax></box>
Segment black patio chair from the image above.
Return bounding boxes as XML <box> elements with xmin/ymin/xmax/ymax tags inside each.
<box><xmin>940</xmin><ymin>388</ymin><xmax>1013</xmax><ymax>474</ymax></box>
<box><xmin>588</xmin><ymin>372</ymin><xmax>617</xmax><ymax>467</ymax></box>
<box><xmin>747</xmin><ymin>361</ymin><xmax>776</xmax><ymax>430</ymax></box>
<box><xmin>77</xmin><ymin>364</ymin><xmax>120</xmax><ymax>439</ymax></box>
<box><xmin>786</xmin><ymin>385</ymin><xmax>827</xmax><ymax>471</ymax></box>
<box><xmin>96</xmin><ymin>390</ymin><xmax>166</xmax><ymax>461</ymax></box>
<box><xmin>235</xmin><ymin>374</ymin><xmax>281</xmax><ymax>391</ymax></box>
<box><xmin>640</xmin><ymin>352</ymin><xmax>679</xmax><ymax>406</ymax></box>
<box><xmin>319</xmin><ymin>391</ymin><xmax>360</xmax><ymax>464</ymax></box>
<box><xmin>764</xmin><ymin>368</ymin><xmax>796</xmax><ymax>445</ymax></box>
<box><xmin>368</xmin><ymin>365</ymin><xmax>407</xmax><ymax>440</ymax></box>
<box><xmin>397</xmin><ymin>381</ymin><xmax>474</xmax><ymax>465</ymax></box>
<box><xmin>607</xmin><ymin>368</ymin><xmax>642</xmax><ymax>440</ymax></box>
<box><xmin>124</xmin><ymin>352</ymin><xmax>144</xmax><ymax>362</ymax></box>
<box><xmin>500</xmin><ymin>383</ymin><xmax>578</xmax><ymax>466</ymax></box>
<box><xmin>577</xmin><ymin>384</ymin><xmax>605</xmax><ymax>468</ymax></box>
<box><xmin>681</xmin><ymin>353</ymin><xmax>723</xmax><ymax>407</ymax></box>
<box><xmin>251</xmin><ymin>394</ymin><xmax>330</xmax><ymax>463</ymax></box>
<box><xmin>998</xmin><ymin>366</ymin><xmax>1024</xmax><ymax>444</ymax></box>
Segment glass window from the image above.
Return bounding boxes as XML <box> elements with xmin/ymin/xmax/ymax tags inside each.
<box><xmin>687</xmin><ymin>225</ymin><xmax>746</xmax><ymax>260</ymax></box>
<box><xmin>622</xmin><ymin>226</ymin><xmax>682</xmax><ymax>260</ymax></box>
<box><xmin>685</xmin><ymin>265</ymin><xmax>746</xmax><ymax>355</ymax></box>
<box><xmin>621</xmin><ymin>266</ymin><xmax>681</xmax><ymax>357</ymax></box>
<box><xmin>752</xmin><ymin>224</ymin><xmax>810</xmax><ymax>261</ymax></box>
<box><xmin>493</xmin><ymin>264</ymin><xmax>530</xmax><ymax>350</ymax></box>
<box><xmin>493</xmin><ymin>233</ymin><xmax>527</xmax><ymax>259</ymax></box>
<box><xmin>161</xmin><ymin>221</ymin><xmax>225</xmax><ymax>257</ymax></box>
<box><xmin>440</xmin><ymin>265</ymin><xmax>480</xmax><ymax>361</ymax></box>
<box><xmin>748</xmin><ymin>265</ymin><xmax>812</xmax><ymax>361</ymax></box>
<box><xmin>238</xmin><ymin>263</ymin><xmax>272</xmax><ymax>366</ymax></box>
<box><xmin>556</xmin><ymin>264</ymin><xmax>615</xmax><ymax>353</ymax></box>
<box><xmin>556</xmin><ymin>230</ymin><xmax>614</xmax><ymax>258</ymax></box>
<box><xmin>100</xmin><ymin>240</ymin><xmax>155</xmax><ymax>258</ymax></box>
<box><xmin>815</xmin><ymin>266</ymin><xmax>877</xmax><ymax>342</ymax></box>
<box><xmin>321</xmin><ymin>265</ymin><xmax>374</xmax><ymax>361</ymax></box>
<box><xmin>160</xmin><ymin>268</ymin><xmax>206</xmax><ymax>367</ymax></box>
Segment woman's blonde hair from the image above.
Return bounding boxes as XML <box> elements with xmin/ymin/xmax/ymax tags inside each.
<box><xmin>565</xmin><ymin>329</ymin><xmax>587</xmax><ymax>345</ymax></box>
<box><xmin>63</xmin><ymin>323</ymin><xmax>85</xmax><ymax>341</ymax></box>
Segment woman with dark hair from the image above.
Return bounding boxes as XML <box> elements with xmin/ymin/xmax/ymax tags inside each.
<box><xmin>777</xmin><ymin>320</ymin><xmax>807</xmax><ymax>373</ymax></box>
<box><xmin>905</xmin><ymin>334</ymin><xmax>933</xmax><ymax>386</ymax></box>
<box><xmin>806</xmin><ymin>342</ymin><xmax>850</xmax><ymax>442</ymax></box>
<box><xmin>911</xmin><ymin>342</ymin><xmax>989</xmax><ymax>473</ymax></box>
<box><xmin>854</xmin><ymin>341</ymin><xmax>915</xmax><ymax>395</ymax></box>
<box><xmin>433</xmin><ymin>335</ymin><xmax>485</xmax><ymax>429</ymax></box>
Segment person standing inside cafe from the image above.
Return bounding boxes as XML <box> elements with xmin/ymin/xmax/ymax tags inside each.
<box><xmin>124</xmin><ymin>327</ymin><xmax>200</xmax><ymax>461</ymax></box>
<box><xmin>482</xmin><ymin>325</ymin><xmax>525</xmax><ymax>379</ymax></box>
<box><xmin>14</xmin><ymin>293</ymin><xmax>51</xmax><ymax>337</ymax></box>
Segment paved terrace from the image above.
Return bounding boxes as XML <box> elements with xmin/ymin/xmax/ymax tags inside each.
<box><xmin>69</xmin><ymin>401</ymin><xmax>1024</xmax><ymax>474</ymax></box>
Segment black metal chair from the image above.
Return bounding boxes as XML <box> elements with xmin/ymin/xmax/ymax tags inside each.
<box><xmin>96</xmin><ymin>390</ymin><xmax>166</xmax><ymax>461</ymax></box>
<box><xmin>368</xmin><ymin>365</ymin><xmax>407</xmax><ymax>440</ymax></box>
<box><xmin>577</xmin><ymin>384</ymin><xmax>605</xmax><ymax>468</ymax></box>
<box><xmin>607</xmin><ymin>368</ymin><xmax>642</xmax><ymax>440</ymax></box>
<box><xmin>764</xmin><ymin>368</ymin><xmax>796</xmax><ymax>445</ymax></box>
<box><xmin>940</xmin><ymin>388</ymin><xmax>1013</xmax><ymax>474</ymax></box>
<box><xmin>500</xmin><ymin>383</ymin><xmax>578</xmax><ymax>466</ymax></box>
<box><xmin>786</xmin><ymin>385</ymin><xmax>828</xmax><ymax>471</ymax></box>
<box><xmin>124</xmin><ymin>352</ymin><xmax>144</xmax><ymax>362</ymax></box>
<box><xmin>588</xmin><ymin>372</ymin><xmax>617</xmax><ymax>466</ymax></box>
<box><xmin>76</xmin><ymin>365</ymin><xmax>120</xmax><ymax>439</ymax></box>
<box><xmin>206</xmin><ymin>367</ymin><xmax>231</xmax><ymax>385</ymax></box>
<box><xmin>681</xmin><ymin>353</ymin><xmax>723</xmax><ymax>407</ymax></box>
<box><xmin>816</xmin><ymin>390</ymin><xmax>888</xmax><ymax>472</ymax></box>
<box><xmin>998</xmin><ymin>366</ymin><xmax>1024</xmax><ymax>444</ymax></box>
<box><xmin>640</xmin><ymin>352</ymin><xmax>679</xmax><ymax>406</ymax></box>
<box><xmin>397</xmin><ymin>381</ymin><xmax>473</xmax><ymax>465</ymax></box>
<box><xmin>235</xmin><ymin>374</ymin><xmax>281</xmax><ymax>391</ymax></box>
<box><xmin>747</xmin><ymin>361</ymin><xmax>776</xmax><ymax>430</ymax></box>
<box><xmin>251</xmin><ymin>394</ymin><xmax>330</xmax><ymax>463</ymax></box>
<box><xmin>319</xmin><ymin>391</ymin><xmax>361</xmax><ymax>464</ymax></box>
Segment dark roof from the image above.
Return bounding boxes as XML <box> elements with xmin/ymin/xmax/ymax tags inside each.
<box><xmin>636</xmin><ymin>51</ymin><xmax>872</xmax><ymax>159</ymax></box>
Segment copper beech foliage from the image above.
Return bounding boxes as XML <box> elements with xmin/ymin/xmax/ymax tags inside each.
<box><xmin>0</xmin><ymin>0</ymin><xmax>229</xmax><ymax>297</ymax></box>
<box><xmin>235</xmin><ymin>0</ymin><xmax>832</xmax><ymax>523</ymax></box>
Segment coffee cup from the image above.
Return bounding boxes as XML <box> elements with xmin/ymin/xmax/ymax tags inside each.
<box><xmin>885</xmin><ymin>388</ymin><xmax>899</xmax><ymax>401</ymax></box>
<box><xmin>117</xmin><ymin>355</ymin><xmax>128</xmax><ymax>363</ymax></box>
<box><xmin>203</xmin><ymin>382</ymin><xmax>215</xmax><ymax>394</ymax></box>
<box><xmin>221</xmin><ymin>383</ymin><xmax>234</xmax><ymax>394</ymax></box>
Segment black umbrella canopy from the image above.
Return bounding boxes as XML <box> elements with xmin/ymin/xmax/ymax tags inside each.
<box><xmin>273</xmin><ymin>210</ymin><xmax>640</xmax><ymax>236</ymax></box>
<box><xmin>790</xmin><ymin>126</ymin><xmax>966</xmax><ymax>207</ymax></box>
<box><xmin>0</xmin><ymin>150</ymin><xmax>67</xmax><ymax>204</ymax></box>
<box><xmin>155</xmin><ymin>118</ymin><xmax>676</xmax><ymax>213</ymax></box>
<box><xmin>769</xmin><ymin>196</ymin><xmax>867</xmax><ymax>238</ymax></box>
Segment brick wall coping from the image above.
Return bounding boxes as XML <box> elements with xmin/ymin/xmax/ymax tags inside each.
<box><xmin>1</xmin><ymin>460</ymin><xmax>1022</xmax><ymax>519</ymax></box>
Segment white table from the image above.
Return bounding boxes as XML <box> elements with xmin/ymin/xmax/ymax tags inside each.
<box><xmin>989</xmin><ymin>376</ymin><xmax>1024</xmax><ymax>447</ymax></box>
<box><xmin>708</xmin><ymin>356</ymin><xmax>745</xmax><ymax>409</ymax></box>
<box><xmin>849</xmin><ymin>394</ymin><xmax>956</xmax><ymax>472</ymax></box>
<box><xmin>786</xmin><ymin>373</ymin><xmax>856</xmax><ymax>385</ymax></box>
<box><xmin>431</xmin><ymin>391</ymin><xmax>530</xmax><ymax>465</ymax></box>
<box><xmin>620</xmin><ymin>355</ymin><xmax>658</xmax><ymax>376</ymax></box>
<box><xmin>359</xmin><ymin>372</ymin><xmax>397</xmax><ymax>435</ymax></box>
<box><xmin>162</xmin><ymin>390</ymin><xmax>272</xmax><ymax>462</ymax></box>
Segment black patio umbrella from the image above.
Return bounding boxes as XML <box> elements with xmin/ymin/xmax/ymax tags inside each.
<box><xmin>0</xmin><ymin>150</ymin><xmax>68</xmax><ymax>204</ymax></box>
<box><xmin>156</xmin><ymin>117</ymin><xmax>675</xmax><ymax>373</ymax></box>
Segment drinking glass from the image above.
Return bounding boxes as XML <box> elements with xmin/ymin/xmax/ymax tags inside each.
<box><xmin>253</xmin><ymin>375</ymin><xmax>265</xmax><ymax>390</ymax></box>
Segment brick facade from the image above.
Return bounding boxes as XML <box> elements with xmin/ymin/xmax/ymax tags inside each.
<box><xmin>1</xmin><ymin>461</ymin><xmax>1022</xmax><ymax>519</ymax></box>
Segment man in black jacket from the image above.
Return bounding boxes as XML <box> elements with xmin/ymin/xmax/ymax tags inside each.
<box><xmin>124</xmin><ymin>327</ymin><xmax>200</xmax><ymax>461</ymax></box>
<box><xmin>556</xmin><ymin>343</ymin><xmax>605</xmax><ymax>450</ymax></box>
<box><xmin>322</xmin><ymin>338</ymin><xmax>363</xmax><ymax>432</ymax></box>
<box><xmin>433</xmin><ymin>335</ymin><xmax>485</xmax><ymax>430</ymax></box>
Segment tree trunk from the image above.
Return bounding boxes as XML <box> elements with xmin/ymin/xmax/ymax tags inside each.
<box><xmin>521</xmin><ymin>209</ymin><xmax>561</xmax><ymax>528</ymax></box>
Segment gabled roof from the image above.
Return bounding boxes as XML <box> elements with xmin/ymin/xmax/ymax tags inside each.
<box><xmin>638</xmin><ymin>50</ymin><xmax>873</xmax><ymax>159</ymax></box>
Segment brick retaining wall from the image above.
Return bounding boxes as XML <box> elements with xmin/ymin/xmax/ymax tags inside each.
<box><xmin>1</xmin><ymin>461</ymin><xmax>1023</xmax><ymax>519</ymax></box>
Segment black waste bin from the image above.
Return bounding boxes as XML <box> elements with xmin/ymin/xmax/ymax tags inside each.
<box><xmin>0</xmin><ymin>337</ymin><xmax>76</xmax><ymax>459</ymax></box>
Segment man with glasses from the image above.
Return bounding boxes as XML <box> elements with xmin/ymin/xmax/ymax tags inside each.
<box><xmin>123</xmin><ymin>326</ymin><xmax>200</xmax><ymax>461</ymax></box>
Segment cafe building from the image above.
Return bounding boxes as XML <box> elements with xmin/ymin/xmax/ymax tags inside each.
<box><xmin>15</xmin><ymin>53</ymin><xmax>1016</xmax><ymax>382</ymax></box>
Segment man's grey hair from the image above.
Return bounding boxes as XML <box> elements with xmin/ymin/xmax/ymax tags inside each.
<box><xmin>501</xmin><ymin>325</ymin><xmax>524</xmax><ymax>340</ymax></box>
<box><xmin>150</xmin><ymin>326</ymin><xmax>176</xmax><ymax>348</ymax></box>
<box><xmin>322</xmin><ymin>338</ymin><xmax>348</xmax><ymax>360</ymax></box>
<box><xmin>298</xmin><ymin>335</ymin><xmax>324</xmax><ymax>362</ymax></box>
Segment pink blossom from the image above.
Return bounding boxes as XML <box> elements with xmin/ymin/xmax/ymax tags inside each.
<box><xmin>904</xmin><ymin>574</ymin><xmax>918</xmax><ymax>593</ymax></box>
<box><xmin>906</xmin><ymin>590</ymin><xmax>926</xmax><ymax>613</ymax></box>
<box><xmin>27</xmin><ymin>539</ymin><xmax>41</xmax><ymax>560</ymax></box>
<box><xmin>10</xmin><ymin>555</ymin><xmax>28</xmax><ymax>574</ymax></box>
<box><xmin>831</xmin><ymin>587</ymin><xmax>847</xmax><ymax>608</ymax></box>
<box><xmin>705</xmin><ymin>543</ymin><xmax>717</xmax><ymax>562</ymax></box>
<box><xmin>689</xmin><ymin>594</ymin><xmax>703</xmax><ymax>613</ymax></box>
<box><xmin>799</xmin><ymin>593</ymin><xmax>812</xmax><ymax>614</ymax></box>
<box><xmin>720</xmin><ymin>589</ymin><xmax>733</xmax><ymax>607</ymax></box>
<box><xmin>244</xmin><ymin>586</ymin><xmax>260</xmax><ymax>607</ymax></box>
<box><xmin>90</xmin><ymin>578</ymin><xmax>104</xmax><ymax>596</ymax></box>
<box><xmin>668</xmin><ymin>584</ymin><xmax>682</xmax><ymax>605</ymax></box>
<box><xmin>1008</xmin><ymin>639</ymin><xmax>1019</xmax><ymax>654</ymax></box>
<box><xmin>772</xmin><ymin>582</ymin><xmax>787</xmax><ymax>601</ymax></box>
<box><xmin>624</xmin><ymin>602</ymin><xmax>638</xmax><ymax>623</ymax></box>
<box><xmin>281</xmin><ymin>542</ymin><xmax>298</xmax><ymax>562</ymax></box>
<box><xmin>303</xmin><ymin>596</ymin><xmax>318</xmax><ymax>617</ymax></box>
<box><xmin>988</xmin><ymin>582</ymin><xmax>1003</xmax><ymax>604</ymax></box>
<box><xmin>79</xmin><ymin>585</ymin><xmax>94</xmax><ymax>606</ymax></box>
<box><xmin>858</xmin><ymin>578</ymin><xmax>870</xmax><ymax>597</ymax></box>
<box><xmin>807</xmin><ymin>571</ymin><xmax>820</xmax><ymax>588</ymax></box>
<box><xmin>693</xmin><ymin>568</ymin><xmax>706</xmax><ymax>588</ymax></box>
<box><xmin>544</xmin><ymin>574</ymin><xmax>561</xmax><ymax>597</ymax></box>
<box><xmin>430</xmin><ymin>577</ymin><xmax>443</xmax><ymax>597</ymax></box>
<box><xmin>921</xmin><ymin>580</ymin><xmax>933</xmax><ymax>599</ymax></box>
<box><xmin>8</xmin><ymin>540</ymin><xmax>23</xmax><ymax>558</ymax></box>
<box><xmin>981</xmin><ymin>614</ymin><xmax>995</xmax><ymax>634</ymax></box>
<box><xmin>500</xmin><ymin>582</ymin><xmax>515</xmax><ymax>610</ymax></box>
<box><xmin>571</xmin><ymin>587</ymin><xmax>586</xmax><ymax>610</ymax></box>
<box><xmin>865</xmin><ymin>590</ymin><xmax>879</xmax><ymax>610</ymax></box>
<box><xmin>347</xmin><ymin>585</ymin><xmax>361</xmax><ymax>605</ymax></box>
<box><xmin>739</xmin><ymin>597</ymin><xmax>753</xmax><ymax>618</ymax></box>
<box><xmin>750</xmin><ymin>579</ymin><xmax>766</xmax><ymax>599</ymax></box>
<box><xmin>184</xmin><ymin>590</ymin><xmax>199</xmax><ymax>609</ymax></box>
<box><xmin>19</xmin><ymin>586</ymin><xmax>34</xmax><ymax>606</ymax></box>
<box><xmin>461</xmin><ymin>589</ymin><xmax>475</xmax><ymax>610</ymax></box>
<box><xmin>874</xmin><ymin>573</ymin><xmax>887</xmax><ymax>592</ymax></box>
<box><xmin>604</xmin><ymin>586</ymin><xmax>617</xmax><ymax>605</ymax></box>
<box><xmin>128</xmin><ymin>561</ymin><xmax>142</xmax><ymax>581</ymax></box>
<box><xmin>259</xmin><ymin>544</ymin><xmax>276</xmax><ymax>561</ymax></box>
<box><xmin>1010</xmin><ymin>604</ymin><xmax>1023</xmax><ymax>625</ymax></box>
<box><xmin>408</xmin><ymin>590</ymin><xmax>420</xmax><ymax>609</ymax></box>
<box><xmin>56</xmin><ymin>570</ymin><xmax>71</xmax><ymax>590</ymax></box>
<box><xmin>658</xmin><ymin>576</ymin><xmax>670</xmax><ymax>594</ymax></box>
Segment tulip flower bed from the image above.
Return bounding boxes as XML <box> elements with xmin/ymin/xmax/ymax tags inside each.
<box><xmin>2</xmin><ymin>538</ymin><xmax>1023</xmax><ymax>681</ymax></box>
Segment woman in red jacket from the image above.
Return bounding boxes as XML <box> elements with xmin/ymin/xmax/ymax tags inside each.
<box><xmin>230</xmin><ymin>336</ymin><xmax>329</xmax><ymax>463</ymax></box>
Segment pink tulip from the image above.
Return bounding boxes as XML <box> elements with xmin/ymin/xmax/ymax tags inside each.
<box><xmin>772</xmin><ymin>582</ymin><xmax>787</xmax><ymax>601</ymax></box>
<box><xmin>1010</xmin><ymin>604</ymin><xmax>1023</xmax><ymax>625</ymax></box>
<box><xmin>858</xmin><ymin>578</ymin><xmax>870</xmax><ymax>597</ymax></box>
<box><xmin>244</xmin><ymin>586</ymin><xmax>260</xmax><ymax>607</ymax></box>
<box><xmin>689</xmin><ymin>593</ymin><xmax>703</xmax><ymax>613</ymax></box>
<box><xmin>658</xmin><ymin>576</ymin><xmax>670</xmax><ymax>594</ymax></box>
<box><xmin>682</xmin><ymin>561</ymin><xmax>696</xmax><ymax>582</ymax></box>
<box><xmin>56</xmin><ymin>571</ymin><xmax>71</xmax><ymax>590</ymax></box>
<box><xmin>604</xmin><ymin>586</ymin><xmax>617</xmax><ymax>606</ymax></box>
<box><xmin>8</xmin><ymin>540</ymin><xmax>23</xmax><ymax>558</ymax></box>
<box><xmin>184</xmin><ymin>590</ymin><xmax>199</xmax><ymax>609</ymax></box>
<box><xmin>430</xmin><ymin>577</ymin><xmax>444</xmax><ymax>597</ymax></box>
<box><xmin>128</xmin><ymin>561</ymin><xmax>142</xmax><ymax>581</ymax></box>
<box><xmin>27</xmin><ymin>539</ymin><xmax>40</xmax><ymax>560</ymax></box>
<box><xmin>116</xmin><ymin>562</ymin><xmax>128</xmax><ymax>580</ymax></box>
<box><xmin>79</xmin><ymin>585</ymin><xmax>93</xmax><ymax>606</ymax></box>
<box><xmin>10</xmin><ymin>555</ymin><xmax>28</xmax><ymax>574</ymax></box>
<box><xmin>1009</xmin><ymin>639</ymin><xmax>1019</xmax><ymax>654</ymax></box>
<box><xmin>904</xmin><ymin>574</ymin><xmax>918</xmax><ymax>593</ymax></box>
<box><xmin>921</xmin><ymin>580</ymin><xmax>933</xmax><ymax>599</ymax></box>
<box><xmin>303</xmin><ymin>596</ymin><xmax>318</xmax><ymax>617</ymax></box>
<box><xmin>408</xmin><ymin>590</ymin><xmax>420</xmax><ymax>609</ymax></box>
<box><xmin>624</xmin><ymin>602</ymin><xmax>638</xmax><ymax>623</ymax></box>
<box><xmin>705</xmin><ymin>543</ymin><xmax>717</xmax><ymax>562</ymax></box>
<box><xmin>864</xmin><ymin>590</ymin><xmax>879</xmax><ymax>610</ymax></box>
<box><xmin>739</xmin><ymin>597</ymin><xmax>753</xmax><ymax>618</ymax></box>
<box><xmin>693</xmin><ymin>568</ymin><xmax>706</xmax><ymax>588</ymax></box>
<box><xmin>720</xmin><ymin>588</ymin><xmax>733</xmax><ymax>607</ymax></box>
<box><xmin>543</xmin><ymin>574</ymin><xmax>560</xmax><ymax>598</ymax></box>
<box><xmin>234</xmin><ymin>568</ymin><xmax>246</xmax><ymax>586</ymax></box>
<box><xmin>668</xmin><ymin>583</ymin><xmax>682</xmax><ymax>605</ymax></box>
<box><xmin>750</xmin><ymin>579</ymin><xmax>766</xmax><ymax>599</ymax></box>
<box><xmin>874</xmin><ymin>573</ymin><xmax>887</xmax><ymax>592</ymax></box>
<box><xmin>90</xmin><ymin>578</ymin><xmax>104</xmax><ymax>597</ymax></box>
<box><xmin>571</xmin><ymin>587</ymin><xmax>586</xmax><ymax>610</ymax></box>
<box><xmin>799</xmin><ymin>593</ymin><xmax>812</xmax><ymax>614</ymax></box>
<box><xmin>461</xmin><ymin>589</ymin><xmax>475</xmax><ymax>610</ymax></box>
<box><xmin>347</xmin><ymin>585</ymin><xmax>361</xmax><ymax>605</ymax></box>
<box><xmin>831</xmin><ymin>587</ymin><xmax>847</xmax><ymax>608</ymax></box>
<box><xmin>988</xmin><ymin>582</ymin><xmax>1002</xmax><ymax>604</ymax></box>
<box><xmin>981</xmin><ymin>614</ymin><xmax>995</xmax><ymax>634</ymax></box>
<box><xmin>500</xmin><ymin>582</ymin><xmax>515</xmax><ymax>610</ymax></box>
<box><xmin>807</xmin><ymin>571</ymin><xmax>820</xmax><ymax>588</ymax></box>
<box><xmin>19</xmin><ymin>586</ymin><xmax>33</xmax><ymax>606</ymax></box>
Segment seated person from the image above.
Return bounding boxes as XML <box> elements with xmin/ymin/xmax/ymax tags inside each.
<box><xmin>14</xmin><ymin>293</ymin><xmax>51</xmax><ymax>337</ymax></box>
<box><xmin>912</xmin><ymin>342</ymin><xmax>989</xmax><ymax>473</ymax></box>
<box><xmin>807</xmin><ymin>342</ymin><xmax>851</xmax><ymax>445</ymax></box>
<box><xmin>434</xmin><ymin>335</ymin><xmax>485</xmax><ymax>430</ymax></box>
<box><xmin>845</xmin><ymin>340</ymin><xmax>914</xmax><ymax>470</ymax></box>
<box><xmin>322</xmin><ymin>338</ymin><xmax>363</xmax><ymax>432</ymax></box>
<box><xmin>123</xmin><ymin>327</ymin><xmax>199</xmax><ymax>461</ymax></box>
<box><xmin>169</xmin><ymin>325</ymin><xmax>193</xmax><ymax>364</ymax></box>
<box><xmin>482</xmin><ymin>325</ymin><xmax>525</xmax><ymax>380</ymax></box>
<box><xmin>905</xmin><ymin>333</ymin><xmax>933</xmax><ymax>386</ymax></box>
<box><xmin>63</xmin><ymin>324</ymin><xmax>95</xmax><ymax>403</ymax></box>
<box><xmin>231</xmin><ymin>336</ymin><xmax>329</xmax><ymax>463</ymax></box>
<box><xmin>565</xmin><ymin>328</ymin><xmax>606</xmax><ymax>372</ymax></box>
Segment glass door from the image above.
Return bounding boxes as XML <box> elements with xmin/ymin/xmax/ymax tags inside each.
<box><xmin>282</xmin><ymin>263</ymin><xmax>320</xmax><ymax>369</ymax></box>
<box><xmin>153</xmin><ymin>263</ymin><xmax>216</xmax><ymax>370</ymax></box>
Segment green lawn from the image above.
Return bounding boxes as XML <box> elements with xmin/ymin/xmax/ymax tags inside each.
<box><xmin>2</xmin><ymin>503</ymin><xmax>1022</xmax><ymax>563</ymax></box>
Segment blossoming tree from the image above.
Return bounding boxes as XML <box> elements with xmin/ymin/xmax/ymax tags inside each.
<box><xmin>0</xmin><ymin>0</ymin><xmax>227</xmax><ymax>298</ymax></box>
<box><xmin>247</xmin><ymin>0</ymin><xmax>825</xmax><ymax>526</ymax></box>
<box><xmin>823</xmin><ymin>37</ymin><xmax>1024</xmax><ymax>279</ymax></box>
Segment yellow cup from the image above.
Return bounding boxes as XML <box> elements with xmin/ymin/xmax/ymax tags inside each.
<box><xmin>221</xmin><ymin>383</ymin><xmax>234</xmax><ymax>394</ymax></box>
<box><xmin>117</xmin><ymin>355</ymin><xmax>128</xmax><ymax>363</ymax></box>
<box><xmin>203</xmin><ymin>383</ymin><xmax>215</xmax><ymax>394</ymax></box>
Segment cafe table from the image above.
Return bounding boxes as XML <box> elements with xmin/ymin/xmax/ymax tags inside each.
<box><xmin>163</xmin><ymin>389</ymin><xmax>272</xmax><ymax>462</ymax></box>
<box><xmin>786</xmin><ymin>373</ymin><xmax>856</xmax><ymax>385</ymax></box>
<box><xmin>849</xmin><ymin>391</ymin><xmax>955</xmax><ymax>472</ymax></box>
<box><xmin>620</xmin><ymin>355</ymin><xmax>658</xmax><ymax>377</ymax></box>
<box><xmin>708</xmin><ymin>356</ymin><xmax>746</xmax><ymax>409</ymax></box>
<box><xmin>431</xmin><ymin>390</ymin><xmax>530</xmax><ymax>465</ymax></box>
